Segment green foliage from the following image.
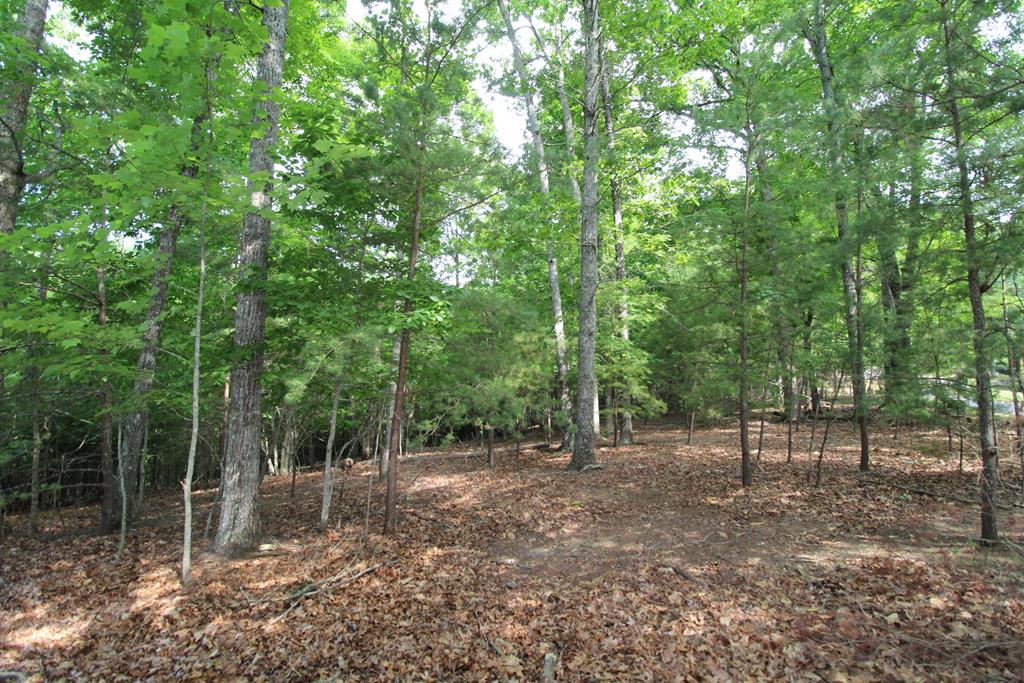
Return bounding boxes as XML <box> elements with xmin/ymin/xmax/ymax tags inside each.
<box><xmin>1</xmin><ymin>0</ymin><xmax>1022</xmax><ymax>513</ymax></box>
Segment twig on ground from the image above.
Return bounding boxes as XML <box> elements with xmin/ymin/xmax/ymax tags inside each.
<box><xmin>474</xmin><ymin>609</ymin><xmax>502</xmax><ymax>656</ymax></box>
<box><xmin>407</xmin><ymin>466</ymin><xmax>430</xmax><ymax>490</ymax></box>
<box><xmin>245</xmin><ymin>560</ymin><xmax>391</xmax><ymax>618</ymax></box>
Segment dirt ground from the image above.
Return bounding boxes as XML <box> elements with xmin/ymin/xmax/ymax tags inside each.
<box><xmin>2</xmin><ymin>420</ymin><xmax>1023</xmax><ymax>681</ymax></box>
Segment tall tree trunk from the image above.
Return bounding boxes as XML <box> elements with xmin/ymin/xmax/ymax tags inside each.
<box><xmin>739</xmin><ymin>237</ymin><xmax>752</xmax><ymax>486</ymax></box>
<box><xmin>554</xmin><ymin>34</ymin><xmax>584</xmax><ymax>448</ymax></box>
<box><xmin>379</xmin><ymin>336</ymin><xmax>400</xmax><ymax>479</ymax></box>
<box><xmin>181</xmin><ymin>205</ymin><xmax>206</xmax><ymax>586</ymax></box>
<box><xmin>0</xmin><ymin>0</ymin><xmax>48</xmax><ymax>235</ymax></box>
<box><xmin>29</xmin><ymin>412</ymin><xmax>41</xmax><ymax>532</ymax></box>
<box><xmin>940</xmin><ymin>0</ymin><xmax>998</xmax><ymax>544</ymax></box>
<box><xmin>939</xmin><ymin>0</ymin><xmax>998</xmax><ymax>543</ymax></box>
<box><xmin>213</xmin><ymin>0</ymin><xmax>289</xmax><ymax>556</ymax></box>
<box><xmin>383</xmin><ymin>157</ymin><xmax>425</xmax><ymax>535</ymax></box>
<box><xmin>599</xmin><ymin>40</ymin><xmax>633</xmax><ymax>445</ymax></box>
<box><xmin>319</xmin><ymin>379</ymin><xmax>342</xmax><ymax>532</ymax></box>
<box><xmin>98</xmin><ymin>263</ymin><xmax>116</xmax><ymax>533</ymax></box>
<box><xmin>182</xmin><ymin>89</ymin><xmax>213</xmax><ymax>586</ymax></box>
<box><xmin>570</xmin><ymin>0</ymin><xmax>601</xmax><ymax>471</ymax></box>
<box><xmin>805</xmin><ymin>2</ymin><xmax>870</xmax><ymax>471</ymax></box>
<box><xmin>0</xmin><ymin>0</ymin><xmax>48</xmax><ymax>419</ymax></box>
<box><xmin>553</xmin><ymin>34</ymin><xmax>582</xmax><ymax>204</ymax></box>
<box><xmin>181</xmin><ymin>218</ymin><xmax>205</xmax><ymax>586</ymax></box>
<box><xmin>114</xmin><ymin>113</ymin><xmax>206</xmax><ymax>529</ymax></box>
<box><xmin>548</xmin><ymin>252</ymin><xmax>572</xmax><ymax>445</ymax></box>
<box><xmin>739</xmin><ymin>138</ymin><xmax>753</xmax><ymax>487</ymax></box>
<box><xmin>497</xmin><ymin>0</ymin><xmax>573</xmax><ymax>444</ymax></box>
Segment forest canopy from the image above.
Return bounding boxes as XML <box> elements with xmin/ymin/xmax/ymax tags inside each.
<box><xmin>1</xmin><ymin>0</ymin><xmax>1023</xmax><ymax>564</ymax></box>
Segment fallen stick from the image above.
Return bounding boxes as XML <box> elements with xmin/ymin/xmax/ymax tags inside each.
<box><xmin>298</xmin><ymin>561</ymin><xmax>390</xmax><ymax>599</ymax></box>
<box><xmin>859</xmin><ymin>478</ymin><xmax>1024</xmax><ymax>512</ymax></box>
<box><xmin>271</xmin><ymin>561</ymin><xmax>390</xmax><ymax>623</ymax></box>
<box><xmin>474</xmin><ymin>609</ymin><xmax>502</xmax><ymax>656</ymax></box>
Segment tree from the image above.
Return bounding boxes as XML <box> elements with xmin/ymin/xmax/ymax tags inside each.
<box><xmin>0</xmin><ymin>0</ymin><xmax>48</xmax><ymax>236</ymax></box>
<box><xmin>936</xmin><ymin>0</ymin><xmax>1000</xmax><ymax>544</ymax></box>
<box><xmin>495</xmin><ymin>0</ymin><xmax>573</xmax><ymax>446</ymax></box>
<box><xmin>214</xmin><ymin>0</ymin><xmax>290</xmax><ymax>556</ymax></box>
<box><xmin>803</xmin><ymin>0</ymin><xmax>871</xmax><ymax>473</ymax></box>
<box><xmin>318</xmin><ymin>378</ymin><xmax>342</xmax><ymax>531</ymax></box>
<box><xmin>598</xmin><ymin>37</ymin><xmax>634</xmax><ymax>445</ymax></box>
<box><xmin>570</xmin><ymin>0</ymin><xmax>601</xmax><ymax>471</ymax></box>
<box><xmin>1</xmin><ymin>0</ymin><xmax>1022</xmax><ymax>563</ymax></box>
<box><xmin>362</xmin><ymin>0</ymin><xmax>493</xmax><ymax>534</ymax></box>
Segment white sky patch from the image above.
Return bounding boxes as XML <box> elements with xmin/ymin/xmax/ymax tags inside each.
<box><xmin>348</xmin><ymin>0</ymin><xmax>527</xmax><ymax>157</ymax></box>
<box><xmin>346</xmin><ymin>0</ymin><xmax>368</xmax><ymax>23</ymax></box>
<box><xmin>979</xmin><ymin>14</ymin><xmax>1011</xmax><ymax>41</ymax></box>
<box><xmin>468</xmin><ymin>12</ymin><xmax>527</xmax><ymax>160</ymax></box>
<box><xmin>47</xmin><ymin>1</ymin><xmax>91</xmax><ymax>62</ymax></box>
<box><xmin>669</xmin><ymin>71</ymin><xmax>745</xmax><ymax>181</ymax></box>
<box><xmin>475</xmin><ymin>82</ymin><xmax>527</xmax><ymax>159</ymax></box>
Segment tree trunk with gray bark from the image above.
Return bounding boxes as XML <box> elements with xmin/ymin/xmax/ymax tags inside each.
<box><xmin>319</xmin><ymin>379</ymin><xmax>342</xmax><ymax>531</ymax></box>
<box><xmin>384</xmin><ymin>157</ymin><xmax>425</xmax><ymax>535</ymax></box>
<box><xmin>570</xmin><ymin>0</ymin><xmax>601</xmax><ymax>471</ymax></box>
<box><xmin>939</xmin><ymin>0</ymin><xmax>998</xmax><ymax>544</ymax></box>
<box><xmin>214</xmin><ymin>0</ymin><xmax>289</xmax><ymax>556</ymax></box>
<box><xmin>0</xmin><ymin>0</ymin><xmax>48</xmax><ymax>235</ymax></box>
<box><xmin>379</xmin><ymin>336</ymin><xmax>400</xmax><ymax>479</ymax></box>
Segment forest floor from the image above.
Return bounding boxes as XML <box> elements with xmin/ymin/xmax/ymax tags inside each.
<box><xmin>2</xmin><ymin>420</ymin><xmax>1024</xmax><ymax>682</ymax></box>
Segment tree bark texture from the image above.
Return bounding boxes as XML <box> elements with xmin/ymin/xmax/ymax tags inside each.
<box><xmin>319</xmin><ymin>379</ymin><xmax>342</xmax><ymax>531</ymax></box>
<box><xmin>739</xmin><ymin>146</ymin><xmax>753</xmax><ymax>487</ymax></box>
<box><xmin>940</xmin><ymin>0</ymin><xmax>998</xmax><ymax>543</ymax></box>
<box><xmin>214</xmin><ymin>0</ymin><xmax>289</xmax><ymax>556</ymax></box>
<box><xmin>570</xmin><ymin>0</ymin><xmax>601</xmax><ymax>471</ymax></box>
<box><xmin>379</xmin><ymin>336</ymin><xmax>401</xmax><ymax>479</ymax></box>
<box><xmin>0</xmin><ymin>0</ymin><xmax>48</xmax><ymax>235</ymax></box>
<box><xmin>384</xmin><ymin>157</ymin><xmax>425</xmax><ymax>535</ymax></box>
